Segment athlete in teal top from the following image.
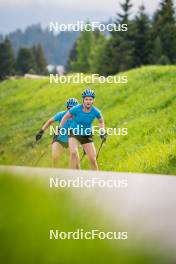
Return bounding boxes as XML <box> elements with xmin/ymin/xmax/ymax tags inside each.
<box><xmin>69</xmin><ymin>104</ymin><xmax>102</xmax><ymax>136</ymax></box>
<box><xmin>35</xmin><ymin>98</ymin><xmax>78</xmax><ymax>167</ymax></box>
<box><xmin>58</xmin><ymin>88</ymin><xmax>106</xmax><ymax>170</ymax></box>
<box><xmin>53</xmin><ymin>110</ymin><xmax>72</xmax><ymax>142</ymax></box>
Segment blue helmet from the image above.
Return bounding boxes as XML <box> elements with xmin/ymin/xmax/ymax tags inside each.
<box><xmin>66</xmin><ymin>98</ymin><xmax>78</xmax><ymax>108</ymax></box>
<box><xmin>82</xmin><ymin>88</ymin><xmax>95</xmax><ymax>99</ymax></box>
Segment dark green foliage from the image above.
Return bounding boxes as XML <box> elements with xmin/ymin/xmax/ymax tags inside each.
<box><xmin>152</xmin><ymin>0</ymin><xmax>176</xmax><ymax>63</ymax></box>
<box><xmin>66</xmin><ymin>40</ymin><xmax>78</xmax><ymax>72</ymax></box>
<box><xmin>89</xmin><ymin>31</ymin><xmax>107</xmax><ymax>74</ymax></box>
<box><xmin>0</xmin><ymin>38</ymin><xmax>15</xmax><ymax>80</ymax></box>
<box><xmin>152</xmin><ymin>36</ymin><xmax>163</xmax><ymax>64</ymax></box>
<box><xmin>117</xmin><ymin>0</ymin><xmax>133</xmax><ymax>23</ymax></box>
<box><xmin>15</xmin><ymin>47</ymin><xmax>36</xmax><ymax>75</ymax></box>
<box><xmin>32</xmin><ymin>44</ymin><xmax>48</xmax><ymax>75</ymax></box>
<box><xmin>101</xmin><ymin>0</ymin><xmax>134</xmax><ymax>75</ymax></box>
<box><xmin>69</xmin><ymin>25</ymin><xmax>93</xmax><ymax>72</ymax></box>
<box><xmin>69</xmin><ymin>0</ymin><xmax>176</xmax><ymax>75</ymax></box>
<box><xmin>133</xmin><ymin>4</ymin><xmax>152</xmax><ymax>66</ymax></box>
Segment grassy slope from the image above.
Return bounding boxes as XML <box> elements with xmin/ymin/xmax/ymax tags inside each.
<box><xmin>0</xmin><ymin>66</ymin><xmax>176</xmax><ymax>174</ymax></box>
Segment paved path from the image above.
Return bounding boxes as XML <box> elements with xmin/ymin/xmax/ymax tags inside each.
<box><xmin>1</xmin><ymin>165</ymin><xmax>176</xmax><ymax>257</ymax></box>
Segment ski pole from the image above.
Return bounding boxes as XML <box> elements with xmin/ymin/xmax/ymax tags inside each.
<box><xmin>80</xmin><ymin>150</ymin><xmax>86</xmax><ymax>162</ymax></box>
<box><xmin>80</xmin><ymin>134</ymin><xmax>107</xmax><ymax>163</ymax></box>
<box><xmin>34</xmin><ymin>150</ymin><xmax>47</xmax><ymax>166</ymax></box>
<box><xmin>96</xmin><ymin>141</ymin><xmax>104</xmax><ymax>161</ymax></box>
<box><xmin>96</xmin><ymin>133</ymin><xmax>108</xmax><ymax>161</ymax></box>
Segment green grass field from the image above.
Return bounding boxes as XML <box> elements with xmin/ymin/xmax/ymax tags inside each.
<box><xmin>0</xmin><ymin>66</ymin><xmax>176</xmax><ymax>174</ymax></box>
<box><xmin>1</xmin><ymin>66</ymin><xmax>176</xmax><ymax>263</ymax></box>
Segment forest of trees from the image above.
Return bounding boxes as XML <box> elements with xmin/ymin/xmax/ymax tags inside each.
<box><xmin>0</xmin><ymin>40</ymin><xmax>47</xmax><ymax>80</ymax></box>
<box><xmin>0</xmin><ymin>24</ymin><xmax>79</xmax><ymax>66</ymax></box>
<box><xmin>67</xmin><ymin>0</ymin><xmax>176</xmax><ymax>75</ymax></box>
<box><xmin>0</xmin><ymin>0</ymin><xmax>176</xmax><ymax>80</ymax></box>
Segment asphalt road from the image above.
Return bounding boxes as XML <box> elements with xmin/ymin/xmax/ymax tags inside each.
<box><xmin>1</xmin><ymin>165</ymin><xmax>176</xmax><ymax>258</ymax></box>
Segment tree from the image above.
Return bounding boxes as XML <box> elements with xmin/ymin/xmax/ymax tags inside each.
<box><xmin>0</xmin><ymin>38</ymin><xmax>15</xmax><ymax>80</ymax></box>
<box><xmin>117</xmin><ymin>0</ymin><xmax>133</xmax><ymax>23</ymax></box>
<box><xmin>152</xmin><ymin>0</ymin><xmax>176</xmax><ymax>63</ymax></box>
<box><xmin>152</xmin><ymin>36</ymin><xmax>163</xmax><ymax>64</ymax></box>
<box><xmin>15</xmin><ymin>47</ymin><xmax>36</xmax><ymax>75</ymax></box>
<box><xmin>67</xmin><ymin>29</ymin><xmax>108</xmax><ymax>74</ymax></box>
<box><xmin>89</xmin><ymin>30</ymin><xmax>107</xmax><ymax>74</ymax></box>
<box><xmin>66</xmin><ymin>40</ymin><xmax>78</xmax><ymax>72</ymax></box>
<box><xmin>70</xmin><ymin>24</ymin><xmax>93</xmax><ymax>72</ymax></box>
<box><xmin>158</xmin><ymin>54</ymin><xmax>171</xmax><ymax>64</ymax></box>
<box><xmin>32</xmin><ymin>44</ymin><xmax>47</xmax><ymax>74</ymax></box>
<box><xmin>102</xmin><ymin>0</ymin><xmax>134</xmax><ymax>75</ymax></box>
<box><xmin>133</xmin><ymin>4</ymin><xmax>152</xmax><ymax>66</ymax></box>
<box><xmin>7</xmin><ymin>24</ymin><xmax>79</xmax><ymax>66</ymax></box>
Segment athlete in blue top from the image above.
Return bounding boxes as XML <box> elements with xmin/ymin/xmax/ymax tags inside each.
<box><xmin>68</xmin><ymin>104</ymin><xmax>102</xmax><ymax>136</ymax></box>
<box><xmin>58</xmin><ymin>88</ymin><xmax>106</xmax><ymax>170</ymax></box>
<box><xmin>35</xmin><ymin>98</ymin><xmax>78</xmax><ymax>167</ymax></box>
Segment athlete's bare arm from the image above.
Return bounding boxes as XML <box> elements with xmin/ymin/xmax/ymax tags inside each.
<box><xmin>99</xmin><ymin>117</ymin><xmax>105</xmax><ymax>130</ymax></box>
<box><xmin>42</xmin><ymin>117</ymin><xmax>54</xmax><ymax>131</ymax></box>
<box><xmin>36</xmin><ymin>117</ymin><xmax>55</xmax><ymax>141</ymax></box>
<box><xmin>59</xmin><ymin>111</ymin><xmax>72</xmax><ymax>129</ymax></box>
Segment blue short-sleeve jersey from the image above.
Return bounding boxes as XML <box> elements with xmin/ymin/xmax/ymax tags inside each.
<box><xmin>69</xmin><ymin>104</ymin><xmax>102</xmax><ymax>136</ymax></box>
<box><xmin>53</xmin><ymin>110</ymin><xmax>72</xmax><ymax>142</ymax></box>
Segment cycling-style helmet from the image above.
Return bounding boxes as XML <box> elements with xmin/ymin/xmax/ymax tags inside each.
<box><xmin>66</xmin><ymin>98</ymin><xmax>78</xmax><ymax>108</ymax></box>
<box><xmin>82</xmin><ymin>88</ymin><xmax>95</xmax><ymax>99</ymax></box>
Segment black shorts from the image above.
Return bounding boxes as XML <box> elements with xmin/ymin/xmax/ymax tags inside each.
<box><xmin>69</xmin><ymin>130</ymin><xmax>93</xmax><ymax>145</ymax></box>
<box><xmin>52</xmin><ymin>135</ymin><xmax>68</xmax><ymax>149</ymax></box>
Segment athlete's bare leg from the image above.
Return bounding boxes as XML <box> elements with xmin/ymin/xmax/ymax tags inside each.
<box><xmin>52</xmin><ymin>142</ymin><xmax>64</xmax><ymax>168</ymax></box>
<box><xmin>83</xmin><ymin>142</ymin><xmax>98</xmax><ymax>170</ymax></box>
<box><xmin>69</xmin><ymin>137</ymin><xmax>80</xmax><ymax>169</ymax></box>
